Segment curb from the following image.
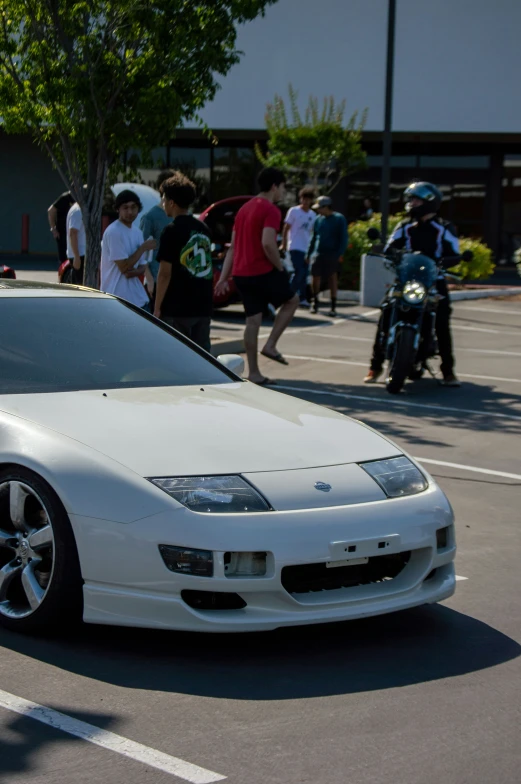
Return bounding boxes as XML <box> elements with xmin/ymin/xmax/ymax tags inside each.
<box><xmin>449</xmin><ymin>287</ymin><xmax>520</xmax><ymax>301</ymax></box>
<box><xmin>335</xmin><ymin>290</ymin><xmax>360</xmax><ymax>302</ymax></box>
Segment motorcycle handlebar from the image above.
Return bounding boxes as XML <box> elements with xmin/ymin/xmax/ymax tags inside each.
<box><xmin>373</xmin><ymin>251</ymin><xmax>466</xmax><ymax>267</ymax></box>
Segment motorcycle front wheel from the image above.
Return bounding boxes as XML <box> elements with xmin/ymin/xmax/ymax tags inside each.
<box><xmin>386</xmin><ymin>328</ymin><xmax>416</xmax><ymax>394</ymax></box>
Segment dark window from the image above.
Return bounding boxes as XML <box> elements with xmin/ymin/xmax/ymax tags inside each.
<box><xmin>501</xmin><ymin>155</ymin><xmax>521</xmax><ymax>262</ymax></box>
<box><xmin>169</xmin><ymin>147</ymin><xmax>211</xmax><ymax>212</ymax></box>
<box><xmin>0</xmin><ymin>298</ymin><xmax>231</xmax><ymax>394</ymax></box>
<box><xmin>367</xmin><ymin>156</ymin><xmax>417</xmax><ymax>167</ymax></box>
<box><xmin>419</xmin><ymin>156</ymin><xmax>490</xmax><ymax>169</ymax></box>
<box><xmin>126</xmin><ymin>148</ymin><xmax>168</xmax><ymax>188</ymax></box>
<box><xmin>212</xmin><ymin>147</ymin><xmax>256</xmax><ymax>202</ymax></box>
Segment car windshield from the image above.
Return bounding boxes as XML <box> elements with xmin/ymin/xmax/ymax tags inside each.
<box><xmin>0</xmin><ymin>297</ymin><xmax>234</xmax><ymax>394</ymax></box>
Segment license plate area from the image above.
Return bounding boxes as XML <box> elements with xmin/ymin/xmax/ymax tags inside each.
<box><xmin>326</xmin><ymin>557</ymin><xmax>369</xmax><ymax>568</ymax></box>
<box><xmin>329</xmin><ymin>534</ymin><xmax>401</xmax><ymax>561</ymax></box>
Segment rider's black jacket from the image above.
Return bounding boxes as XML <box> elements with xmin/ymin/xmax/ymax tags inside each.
<box><xmin>384</xmin><ymin>216</ymin><xmax>459</xmax><ymax>270</ymax></box>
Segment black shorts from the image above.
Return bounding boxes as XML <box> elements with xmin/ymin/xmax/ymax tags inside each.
<box><xmin>311</xmin><ymin>255</ymin><xmax>339</xmax><ymax>278</ymax></box>
<box><xmin>233</xmin><ymin>269</ymin><xmax>295</xmax><ymax>317</ymax></box>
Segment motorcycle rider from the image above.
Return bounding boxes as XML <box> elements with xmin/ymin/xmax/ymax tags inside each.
<box><xmin>363</xmin><ymin>181</ymin><xmax>461</xmax><ymax>387</ymax></box>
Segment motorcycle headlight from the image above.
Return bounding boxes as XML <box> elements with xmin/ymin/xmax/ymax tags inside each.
<box><xmin>149</xmin><ymin>475</ymin><xmax>270</xmax><ymax>513</ymax></box>
<box><xmin>403</xmin><ymin>281</ymin><xmax>426</xmax><ymax>304</ymax></box>
<box><xmin>359</xmin><ymin>456</ymin><xmax>428</xmax><ymax>498</ymax></box>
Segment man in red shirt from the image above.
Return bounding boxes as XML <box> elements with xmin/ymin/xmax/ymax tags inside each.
<box><xmin>215</xmin><ymin>168</ymin><xmax>299</xmax><ymax>385</ymax></box>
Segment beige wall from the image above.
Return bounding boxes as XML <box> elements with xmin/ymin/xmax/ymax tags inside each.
<box><xmin>193</xmin><ymin>0</ymin><xmax>521</xmax><ymax>134</ymax></box>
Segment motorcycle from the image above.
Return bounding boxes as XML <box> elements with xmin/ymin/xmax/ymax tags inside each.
<box><xmin>366</xmin><ymin>227</ymin><xmax>472</xmax><ymax>394</ymax></box>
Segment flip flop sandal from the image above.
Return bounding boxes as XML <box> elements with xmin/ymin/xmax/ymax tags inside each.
<box><xmin>260</xmin><ymin>350</ymin><xmax>289</xmax><ymax>365</ymax></box>
<box><xmin>253</xmin><ymin>378</ymin><xmax>276</xmax><ymax>386</ymax></box>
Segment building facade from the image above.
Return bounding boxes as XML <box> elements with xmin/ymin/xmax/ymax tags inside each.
<box><xmin>1</xmin><ymin>0</ymin><xmax>520</xmax><ymax>260</ymax></box>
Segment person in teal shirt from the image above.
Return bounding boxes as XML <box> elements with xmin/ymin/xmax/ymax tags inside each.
<box><xmin>307</xmin><ymin>196</ymin><xmax>348</xmax><ymax>316</ymax></box>
<box><xmin>139</xmin><ymin>169</ymin><xmax>174</xmax><ymax>283</ymax></box>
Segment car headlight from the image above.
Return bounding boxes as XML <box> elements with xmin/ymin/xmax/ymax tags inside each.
<box><xmin>149</xmin><ymin>475</ymin><xmax>270</xmax><ymax>513</ymax></box>
<box><xmin>402</xmin><ymin>281</ymin><xmax>426</xmax><ymax>304</ymax></box>
<box><xmin>359</xmin><ymin>456</ymin><xmax>428</xmax><ymax>498</ymax></box>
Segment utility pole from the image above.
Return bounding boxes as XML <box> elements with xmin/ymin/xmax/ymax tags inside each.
<box><xmin>380</xmin><ymin>0</ymin><xmax>397</xmax><ymax>242</ymax></box>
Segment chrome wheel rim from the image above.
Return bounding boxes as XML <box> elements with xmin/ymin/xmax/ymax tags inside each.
<box><xmin>0</xmin><ymin>481</ymin><xmax>55</xmax><ymax>619</ymax></box>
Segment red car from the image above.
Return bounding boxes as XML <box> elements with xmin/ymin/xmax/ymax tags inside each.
<box><xmin>1</xmin><ymin>265</ymin><xmax>16</xmax><ymax>279</ymax></box>
<box><xmin>198</xmin><ymin>195</ymin><xmax>253</xmax><ymax>308</ymax></box>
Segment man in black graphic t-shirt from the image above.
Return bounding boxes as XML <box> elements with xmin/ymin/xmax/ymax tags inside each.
<box><xmin>154</xmin><ymin>172</ymin><xmax>213</xmax><ymax>352</ymax></box>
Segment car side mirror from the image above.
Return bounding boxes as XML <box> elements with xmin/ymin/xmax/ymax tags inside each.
<box><xmin>217</xmin><ymin>354</ymin><xmax>245</xmax><ymax>377</ymax></box>
<box><xmin>367</xmin><ymin>227</ymin><xmax>381</xmax><ymax>241</ymax></box>
<box><xmin>461</xmin><ymin>250</ymin><xmax>473</xmax><ymax>262</ymax></box>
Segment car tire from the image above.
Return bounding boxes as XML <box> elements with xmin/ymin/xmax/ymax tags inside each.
<box><xmin>386</xmin><ymin>328</ymin><xmax>415</xmax><ymax>394</ymax></box>
<box><xmin>0</xmin><ymin>467</ymin><xmax>83</xmax><ymax>634</ymax></box>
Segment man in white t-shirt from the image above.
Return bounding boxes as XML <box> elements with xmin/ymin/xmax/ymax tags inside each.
<box><xmin>101</xmin><ymin>190</ymin><xmax>156</xmax><ymax>309</ymax></box>
<box><xmin>66</xmin><ymin>202</ymin><xmax>86</xmax><ymax>283</ymax></box>
<box><xmin>281</xmin><ymin>187</ymin><xmax>317</xmax><ymax>308</ymax></box>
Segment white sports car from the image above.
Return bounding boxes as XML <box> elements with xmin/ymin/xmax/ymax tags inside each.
<box><xmin>0</xmin><ymin>281</ymin><xmax>456</xmax><ymax>634</ymax></box>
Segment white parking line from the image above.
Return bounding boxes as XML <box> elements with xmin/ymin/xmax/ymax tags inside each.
<box><xmin>414</xmin><ymin>457</ymin><xmax>521</xmax><ymax>482</ymax></box>
<box><xmin>455</xmin><ymin>575</ymin><xmax>469</xmax><ymax>581</ymax></box>
<box><xmin>306</xmin><ymin>332</ymin><xmax>372</xmax><ymax>342</ymax></box>
<box><xmin>271</xmin><ymin>383</ymin><xmax>521</xmax><ymax>421</ymax></box>
<box><xmin>284</xmin><ymin>353</ymin><xmax>366</xmax><ymax>368</ymax></box>
<box><xmin>462</xmin><ymin>347</ymin><xmax>521</xmax><ymax>357</ymax></box>
<box><xmin>455</xmin><ymin>305</ymin><xmax>521</xmax><ymax>316</ymax></box>
<box><xmin>304</xmin><ymin>332</ymin><xmax>521</xmax><ymax>357</ymax></box>
<box><xmin>281</xmin><ymin>353</ymin><xmax>521</xmax><ymax>385</ymax></box>
<box><xmin>0</xmin><ymin>689</ymin><xmax>226</xmax><ymax>783</ymax></box>
<box><xmin>452</xmin><ymin>324</ymin><xmax>520</xmax><ymax>336</ymax></box>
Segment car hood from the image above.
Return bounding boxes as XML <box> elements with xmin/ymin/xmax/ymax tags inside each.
<box><xmin>0</xmin><ymin>383</ymin><xmax>399</xmax><ymax>476</ymax></box>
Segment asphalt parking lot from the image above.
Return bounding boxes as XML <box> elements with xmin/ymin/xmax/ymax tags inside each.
<box><xmin>1</xmin><ymin>285</ymin><xmax>521</xmax><ymax>784</ymax></box>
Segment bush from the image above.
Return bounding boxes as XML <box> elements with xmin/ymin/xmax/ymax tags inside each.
<box><xmin>339</xmin><ymin>214</ymin><xmax>496</xmax><ymax>289</ymax></box>
<box><xmin>447</xmin><ymin>237</ymin><xmax>495</xmax><ymax>281</ymax></box>
<box><xmin>339</xmin><ymin>212</ymin><xmax>404</xmax><ymax>290</ymax></box>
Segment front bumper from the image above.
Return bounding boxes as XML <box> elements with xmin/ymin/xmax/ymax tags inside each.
<box><xmin>71</xmin><ymin>484</ymin><xmax>456</xmax><ymax>632</ymax></box>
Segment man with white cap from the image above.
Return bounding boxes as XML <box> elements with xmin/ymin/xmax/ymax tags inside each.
<box><xmin>306</xmin><ymin>196</ymin><xmax>348</xmax><ymax>316</ymax></box>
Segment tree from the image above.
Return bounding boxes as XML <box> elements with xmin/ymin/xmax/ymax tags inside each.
<box><xmin>256</xmin><ymin>84</ymin><xmax>367</xmax><ymax>195</ymax></box>
<box><xmin>0</xmin><ymin>0</ymin><xmax>276</xmax><ymax>286</ymax></box>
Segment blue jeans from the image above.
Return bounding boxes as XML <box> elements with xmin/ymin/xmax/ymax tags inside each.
<box><xmin>290</xmin><ymin>250</ymin><xmax>308</xmax><ymax>301</ymax></box>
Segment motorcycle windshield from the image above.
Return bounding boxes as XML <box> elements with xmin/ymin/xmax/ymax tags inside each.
<box><xmin>397</xmin><ymin>253</ymin><xmax>438</xmax><ymax>288</ymax></box>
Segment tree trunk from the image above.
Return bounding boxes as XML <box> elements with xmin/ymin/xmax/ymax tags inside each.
<box><xmin>83</xmin><ymin>204</ymin><xmax>103</xmax><ymax>288</ymax></box>
<box><xmin>82</xmin><ymin>145</ymin><xmax>109</xmax><ymax>289</ymax></box>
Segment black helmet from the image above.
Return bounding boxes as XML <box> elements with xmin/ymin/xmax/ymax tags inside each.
<box><xmin>403</xmin><ymin>181</ymin><xmax>442</xmax><ymax>219</ymax></box>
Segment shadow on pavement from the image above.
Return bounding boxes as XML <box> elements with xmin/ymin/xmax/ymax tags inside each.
<box><xmin>271</xmin><ymin>378</ymin><xmax>521</xmax><ymax>444</ymax></box>
<box><xmin>0</xmin><ymin>707</ymin><xmax>115</xmax><ymax>779</ymax></box>
<box><xmin>1</xmin><ymin>605</ymin><xmax>519</xmax><ymax>702</ymax></box>
<box><xmin>452</xmin><ymin>313</ymin><xmax>521</xmax><ymax>331</ymax></box>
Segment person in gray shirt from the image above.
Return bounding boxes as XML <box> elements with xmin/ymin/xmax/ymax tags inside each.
<box><xmin>306</xmin><ymin>196</ymin><xmax>348</xmax><ymax>317</ymax></box>
<box><xmin>139</xmin><ymin>169</ymin><xmax>175</xmax><ymax>284</ymax></box>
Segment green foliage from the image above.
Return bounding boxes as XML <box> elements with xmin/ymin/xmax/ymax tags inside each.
<box><xmin>339</xmin><ymin>216</ymin><xmax>496</xmax><ymax>290</ymax></box>
<box><xmin>447</xmin><ymin>237</ymin><xmax>495</xmax><ymax>281</ymax></box>
<box><xmin>256</xmin><ymin>84</ymin><xmax>367</xmax><ymax>194</ymax></box>
<box><xmin>0</xmin><ymin>0</ymin><xmax>276</xmax><ymax>284</ymax></box>
<box><xmin>339</xmin><ymin>213</ymin><xmax>404</xmax><ymax>290</ymax></box>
